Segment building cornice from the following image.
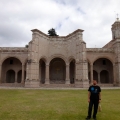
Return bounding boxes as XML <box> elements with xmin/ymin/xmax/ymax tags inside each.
<box><xmin>0</xmin><ymin>47</ymin><xmax>28</xmax><ymax>52</ymax></box>
<box><xmin>31</xmin><ymin>29</ymin><xmax>84</xmax><ymax>38</ymax></box>
<box><xmin>86</xmin><ymin>48</ymin><xmax>114</xmax><ymax>53</ymax></box>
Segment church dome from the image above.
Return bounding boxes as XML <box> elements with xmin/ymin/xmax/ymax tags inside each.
<box><xmin>115</xmin><ymin>18</ymin><xmax>120</xmax><ymax>23</ymax></box>
<box><xmin>112</xmin><ymin>17</ymin><xmax>120</xmax><ymax>27</ymax></box>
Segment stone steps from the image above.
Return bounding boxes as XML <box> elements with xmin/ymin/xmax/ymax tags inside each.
<box><xmin>0</xmin><ymin>83</ymin><xmax>24</xmax><ymax>87</ymax></box>
<box><xmin>0</xmin><ymin>83</ymin><xmax>115</xmax><ymax>88</ymax></box>
<box><xmin>40</xmin><ymin>84</ymin><xmax>75</xmax><ymax>88</ymax></box>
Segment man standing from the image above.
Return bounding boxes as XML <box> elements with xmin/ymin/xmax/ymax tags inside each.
<box><xmin>86</xmin><ymin>80</ymin><xmax>101</xmax><ymax>120</ymax></box>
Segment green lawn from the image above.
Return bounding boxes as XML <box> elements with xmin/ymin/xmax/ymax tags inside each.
<box><xmin>0</xmin><ymin>89</ymin><xmax>120</xmax><ymax>120</ymax></box>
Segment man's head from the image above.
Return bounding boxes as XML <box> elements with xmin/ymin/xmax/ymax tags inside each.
<box><xmin>93</xmin><ymin>80</ymin><xmax>97</xmax><ymax>85</ymax></box>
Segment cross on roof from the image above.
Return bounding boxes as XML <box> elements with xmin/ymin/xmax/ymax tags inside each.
<box><xmin>117</xmin><ymin>13</ymin><xmax>119</xmax><ymax>18</ymax></box>
<box><xmin>117</xmin><ymin>13</ymin><xmax>119</xmax><ymax>20</ymax></box>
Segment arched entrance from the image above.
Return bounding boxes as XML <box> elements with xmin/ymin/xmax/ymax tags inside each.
<box><xmin>70</xmin><ymin>60</ymin><xmax>75</xmax><ymax>84</ymax></box>
<box><xmin>2</xmin><ymin>57</ymin><xmax>22</xmax><ymax>83</ymax></box>
<box><xmin>93</xmin><ymin>58</ymin><xmax>113</xmax><ymax>84</ymax></box>
<box><xmin>6</xmin><ymin>70</ymin><xmax>15</xmax><ymax>83</ymax></box>
<box><xmin>39</xmin><ymin>59</ymin><xmax>45</xmax><ymax>84</ymax></box>
<box><xmin>17</xmin><ymin>70</ymin><xmax>22</xmax><ymax>83</ymax></box>
<box><xmin>24</xmin><ymin>71</ymin><xmax>26</xmax><ymax>82</ymax></box>
<box><xmin>93</xmin><ymin>70</ymin><xmax>98</xmax><ymax>82</ymax></box>
<box><xmin>88</xmin><ymin>62</ymin><xmax>91</xmax><ymax>83</ymax></box>
<box><xmin>50</xmin><ymin>58</ymin><xmax>66</xmax><ymax>84</ymax></box>
<box><xmin>100</xmin><ymin>70</ymin><xmax>109</xmax><ymax>83</ymax></box>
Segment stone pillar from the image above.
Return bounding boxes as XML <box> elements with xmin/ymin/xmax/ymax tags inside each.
<box><xmin>90</xmin><ymin>63</ymin><xmax>93</xmax><ymax>84</ymax></box>
<box><xmin>98</xmin><ymin>72</ymin><xmax>101</xmax><ymax>84</ymax></box>
<box><xmin>66</xmin><ymin>64</ymin><xmax>70</xmax><ymax>84</ymax></box>
<box><xmin>21</xmin><ymin>64</ymin><xmax>25</xmax><ymax>83</ymax></box>
<box><xmin>0</xmin><ymin>65</ymin><xmax>1</xmax><ymax>83</ymax></box>
<box><xmin>25</xmin><ymin>62</ymin><xmax>40</xmax><ymax>87</ymax></box>
<box><xmin>15</xmin><ymin>72</ymin><xmax>18</xmax><ymax>83</ymax></box>
<box><xmin>45</xmin><ymin>64</ymin><xmax>49</xmax><ymax>84</ymax></box>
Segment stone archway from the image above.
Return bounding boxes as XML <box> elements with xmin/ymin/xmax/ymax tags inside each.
<box><xmin>6</xmin><ymin>70</ymin><xmax>15</xmax><ymax>83</ymax></box>
<box><xmin>50</xmin><ymin>58</ymin><xmax>66</xmax><ymax>84</ymax></box>
<box><xmin>93</xmin><ymin>58</ymin><xmax>113</xmax><ymax>84</ymax></box>
<box><xmin>70</xmin><ymin>60</ymin><xmax>75</xmax><ymax>84</ymax></box>
<box><xmin>17</xmin><ymin>70</ymin><xmax>22</xmax><ymax>83</ymax></box>
<box><xmin>24</xmin><ymin>71</ymin><xmax>26</xmax><ymax>82</ymax></box>
<box><xmin>88</xmin><ymin>62</ymin><xmax>91</xmax><ymax>83</ymax></box>
<box><xmin>39</xmin><ymin>59</ymin><xmax>45</xmax><ymax>84</ymax></box>
<box><xmin>93</xmin><ymin>70</ymin><xmax>98</xmax><ymax>82</ymax></box>
<box><xmin>2</xmin><ymin>57</ymin><xmax>22</xmax><ymax>83</ymax></box>
<box><xmin>100</xmin><ymin>70</ymin><xmax>109</xmax><ymax>83</ymax></box>
<box><xmin>88</xmin><ymin>72</ymin><xmax>90</xmax><ymax>83</ymax></box>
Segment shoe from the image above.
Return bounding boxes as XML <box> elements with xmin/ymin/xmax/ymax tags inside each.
<box><xmin>93</xmin><ymin>117</ymin><xmax>97</xmax><ymax>120</ymax></box>
<box><xmin>86</xmin><ymin>116</ymin><xmax>91</xmax><ymax>120</ymax></box>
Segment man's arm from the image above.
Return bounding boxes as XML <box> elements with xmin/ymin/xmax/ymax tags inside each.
<box><xmin>99</xmin><ymin>92</ymin><xmax>101</xmax><ymax>103</ymax></box>
<box><xmin>88</xmin><ymin>91</ymin><xmax>91</xmax><ymax>102</ymax></box>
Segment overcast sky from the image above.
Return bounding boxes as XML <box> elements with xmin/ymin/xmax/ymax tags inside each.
<box><xmin>0</xmin><ymin>0</ymin><xmax>120</xmax><ymax>48</ymax></box>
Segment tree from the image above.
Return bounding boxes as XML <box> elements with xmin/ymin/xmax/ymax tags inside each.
<box><xmin>48</xmin><ymin>28</ymin><xmax>58</xmax><ymax>36</ymax></box>
<box><xmin>25</xmin><ymin>45</ymin><xmax>28</xmax><ymax>48</ymax></box>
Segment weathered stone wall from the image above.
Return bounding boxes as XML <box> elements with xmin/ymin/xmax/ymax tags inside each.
<box><xmin>25</xmin><ymin>29</ymin><xmax>89</xmax><ymax>87</ymax></box>
<box><xmin>1</xmin><ymin>19</ymin><xmax>120</xmax><ymax>87</ymax></box>
<box><xmin>0</xmin><ymin>47</ymin><xmax>28</xmax><ymax>83</ymax></box>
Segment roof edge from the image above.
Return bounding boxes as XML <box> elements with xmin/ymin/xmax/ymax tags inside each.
<box><xmin>31</xmin><ymin>29</ymin><xmax>84</xmax><ymax>38</ymax></box>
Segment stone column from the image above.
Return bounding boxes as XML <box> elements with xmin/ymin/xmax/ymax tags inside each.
<box><xmin>66</xmin><ymin>63</ymin><xmax>70</xmax><ymax>84</ymax></box>
<box><xmin>45</xmin><ymin>64</ymin><xmax>49</xmax><ymax>84</ymax></box>
<box><xmin>15</xmin><ymin>72</ymin><xmax>18</xmax><ymax>83</ymax></box>
<box><xmin>21</xmin><ymin>64</ymin><xmax>25</xmax><ymax>83</ymax></box>
<box><xmin>90</xmin><ymin>63</ymin><xmax>93</xmax><ymax>84</ymax></box>
<box><xmin>98</xmin><ymin>72</ymin><xmax>101</xmax><ymax>84</ymax></box>
<box><xmin>0</xmin><ymin>65</ymin><xmax>1</xmax><ymax>83</ymax></box>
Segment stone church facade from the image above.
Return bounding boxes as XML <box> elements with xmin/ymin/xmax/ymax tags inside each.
<box><xmin>0</xmin><ymin>18</ymin><xmax>120</xmax><ymax>88</ymax></box>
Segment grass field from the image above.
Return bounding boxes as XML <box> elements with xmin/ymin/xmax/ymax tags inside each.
<box><xmin>0</xmin><ymin>89</ymin><xmax>120</xmax><ymax>120</ymax></box>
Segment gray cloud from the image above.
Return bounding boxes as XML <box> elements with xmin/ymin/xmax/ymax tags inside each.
<box><xmin>0</xmin><ymin>0</ymin><xmax>120</xmax><ymax>47</ymax></box>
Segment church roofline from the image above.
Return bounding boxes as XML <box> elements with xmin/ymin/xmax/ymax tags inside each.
<box><xmin>31</xmin><ymin>29</ymin><xmax>84</xmax><ymax>38</ymax></box>
<box><xmin>102</xmin><ymin>39</ymin><xmax>114</xmax><ymax>48</ymax></box>
<box><xmin>31</xmin><ymin>29</ymin><xmax>48</xmax><ymax>37</ymax></box>
<box><xmin>66</xmin><ymin>29</ymin><xmax>84</xmax><ymax>37</ymax></box>
<box><xmin>86</xmin><ymin>48</ymin><xmax>114</xmax><ymax>53</ymax></box>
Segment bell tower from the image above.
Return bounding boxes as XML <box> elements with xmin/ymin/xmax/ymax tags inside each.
<box><xmin>112</xmin><ymin>16</ymin><xmax>120</xmax><ymax>40</ymax></box>
<box><xmin>112</xmin><ymin>16</ymin><xmax>120</xmax><ymax>86</ymax></box>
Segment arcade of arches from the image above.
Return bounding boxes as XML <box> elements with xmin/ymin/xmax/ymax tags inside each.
<box><xmin>1</xmin><ymin>57</ymin><xmax>26</xmax><ymax>83</ymax></box>
<box><xmin>88</xmin><ymin>58</ymin><xmax>113</xmax><ymax>84</ymax></box>
<box><xmin>1</xmin><ymin>18</ymin><xmax>120</xmax><ymax>88</ymax></box>
<box><xmin>39</xmin><ymin>58</ymin><xmax>75</xmax><ymax>84</ymax></box>
<box><xmin>0</xmin><ymin>57</ymin><xmax>114</xmax><ymax>85</ymax></box>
